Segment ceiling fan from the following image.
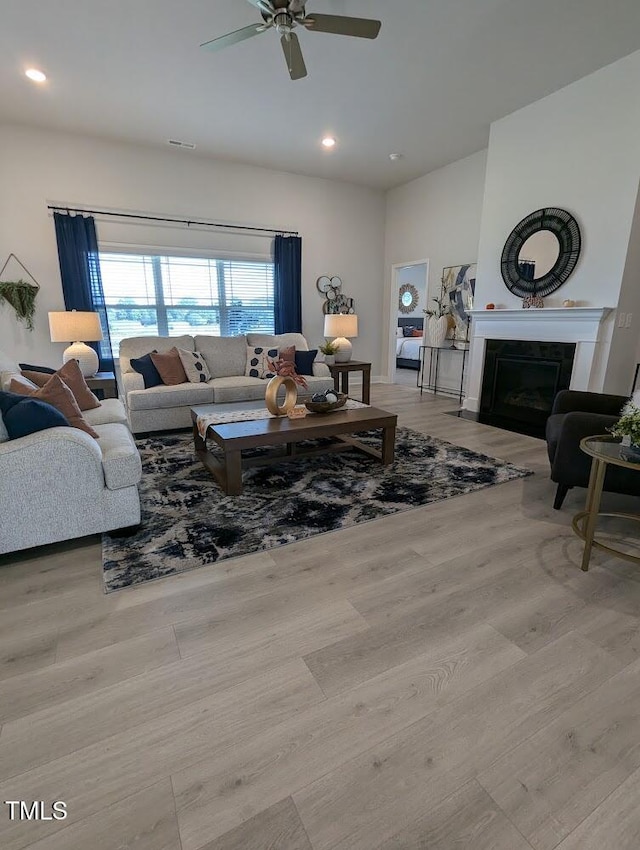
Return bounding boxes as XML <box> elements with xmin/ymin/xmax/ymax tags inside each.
<box><xmin>200</xmin><ymin>0</ymin><xmax>382</xmax><ymax>81</ymax></box>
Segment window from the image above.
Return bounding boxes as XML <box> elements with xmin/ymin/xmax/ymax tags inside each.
<box><xmin>99</xmin><ymin>252</ymin><xmax>275</xmax><ymax>354</ymax></box>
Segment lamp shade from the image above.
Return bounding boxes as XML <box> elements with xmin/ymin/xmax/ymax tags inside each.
<box><xmin>48</xmin><ymin>311</ymin><xmax>103</xmax><ymax>343</ymax></box>
<box><xmin>323</xmin><ymin>314</ymin><xmax>358</xmax><ymax>339</ymax></box>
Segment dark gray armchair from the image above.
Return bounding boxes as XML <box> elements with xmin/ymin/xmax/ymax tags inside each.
<box><xmin>546</xmin><ymin>389</ymin><xmax>638</xmax><ymax>509</ymax></box>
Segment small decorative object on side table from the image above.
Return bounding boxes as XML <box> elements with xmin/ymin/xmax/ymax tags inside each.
<box><xmin>327</xmin><ymin>360</ymin><xmax>371</xmax><ymax>405</ymax></box>
<box><xmin>85</xmin><ymin>371</ymin><xmax>117</xmax><ymax>399</ymax></box>
<box><xmin>572</xmin><ymin>435</ymin><xmax>640</xmax><ymax>571</ymax></box>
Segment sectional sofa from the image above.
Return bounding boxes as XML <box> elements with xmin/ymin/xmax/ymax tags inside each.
<box><xmin>119</xmin><ymin>332</ymin><xmax>334</xmax><ymax>434</ymax></box>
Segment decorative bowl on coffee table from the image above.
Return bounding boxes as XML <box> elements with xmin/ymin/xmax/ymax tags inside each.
<box><xmin>304</xmin><ymin>393</ymin><xmax>348</xmax><ymax>414</ymax></box>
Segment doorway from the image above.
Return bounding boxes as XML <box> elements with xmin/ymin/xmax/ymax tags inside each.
<box><xmin>388</xmin><ymin>259</ymin><xmax>429</xmax><ymax>385</ymax></box>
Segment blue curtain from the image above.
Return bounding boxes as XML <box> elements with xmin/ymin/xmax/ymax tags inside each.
<box><xmin>273</xmin><ymin>235</ymin><xmax>302</xmax><ymax>334</ymax></box>
<box><xmin>53</xmin><ymin>213</ymin><xmax>114</xmax><ymax>370</ymax></box>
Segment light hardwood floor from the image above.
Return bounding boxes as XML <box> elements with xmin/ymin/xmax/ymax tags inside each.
<box><xmin>1</xmin><ymin>383</ymin><xmax>639</xmax><ymax>850</ymax></box>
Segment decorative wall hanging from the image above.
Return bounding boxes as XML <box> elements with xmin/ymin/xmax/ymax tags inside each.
<box><xmin>0</xmin><ymin>253</ymin><xmax>40</xmax><ymax>331</ymax></box>
<box><xmin>442</xmin><ymin>264</ymin><xmax>476</xmax><ymax>342</ymax></box>
<box><xmin>316</xmin><ymin>275</ymin><xmax>355</xmax><ymax>315</ymax></box>
<box><xmin>398</xmin><ymin>283</ymin><xmax>419</xmax><ymax>314</ymax></box>
<box><xmin>501</xmin><ymin>208</ymin><xmax>581</xmax><ymax>304</ymax></box>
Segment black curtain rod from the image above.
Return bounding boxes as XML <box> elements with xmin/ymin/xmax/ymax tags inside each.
<box><xmin>47</xmin><ymin>205</ymin><xmax>298</xmax><ymax>237</ymax></box>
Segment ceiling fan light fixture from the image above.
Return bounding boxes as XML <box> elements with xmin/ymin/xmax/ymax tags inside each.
<box><xmin>322</xmin><ymin>137</ymin><xmax>336</xmax><ymax>148</ymax></box>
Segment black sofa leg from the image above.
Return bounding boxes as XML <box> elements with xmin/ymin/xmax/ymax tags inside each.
<box><xmin>553</xmin><ymin>484</ymin><xmax>571</xmax><ymax>510</ymax></box>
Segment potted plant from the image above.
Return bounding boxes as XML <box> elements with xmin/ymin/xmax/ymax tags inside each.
<box><xmin>611</xmin><ymin>398</ymin><xmax>640</xmax><ymax>461</ymax></box>
<box><xmin>0</xmin><ymin>279</ymin><xmax>38</xmax><ymax>331</ymax></box>
<box><xmin>319</xmin><ymin>339</ymin><xmax>338</xmax><ymax>365</ymax></box>
<box><xmin>423</xmin><ymin>281</ymin><xmax>451</xmax><ymax>348</ymax></box>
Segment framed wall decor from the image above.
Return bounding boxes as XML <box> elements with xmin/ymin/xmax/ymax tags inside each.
<box><xmin>442</xmin><ymin>263</ymin><xmax>476</xmax><ymax>341</ymax></box>
<box><xmin>398</xmin><ymin>283</ymin><xmax>419</xmax><ymax>314</ymax></box>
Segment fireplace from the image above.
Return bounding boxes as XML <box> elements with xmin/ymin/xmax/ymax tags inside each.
<box><xmin>479</xmin><ymin>339</ymin><xmax>576</xmax><ymax>437</ymax></box>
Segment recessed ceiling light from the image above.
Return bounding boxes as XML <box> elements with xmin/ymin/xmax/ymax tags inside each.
<box><xmin>322</xmin><ymin>137</ymin><xmax>336</xmax><ymax>149</ymax></box>
<box><xmin>25</xmin><ymin>68</ymin><xmax>47</xmax><ymax>83</ymax></box>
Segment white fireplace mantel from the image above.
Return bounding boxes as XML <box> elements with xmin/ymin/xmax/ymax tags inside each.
<box><xmin>463</xmin><ymin>307</ymin><xmax>615</xmax><ymax>412</ymax></box>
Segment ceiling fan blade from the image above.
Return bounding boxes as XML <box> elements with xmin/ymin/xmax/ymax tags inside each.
<box><xmin>247</xmin><ymin>0</ymin><xmax>276</xmax><ymax>15</ymax></box>
<box><xmin>281</xmin><ymin>33</ymin><xmax>307</xmax><ymax>80</ymax></box>
<box><xmin>200</xmin><ymin>24</ymin><xmax>265</xmax><ymax>52</ymax></box>
<box><xmin>303</xmin><ymin>14</ymin><xmax>381</xmax><ymax>39</ymax></box>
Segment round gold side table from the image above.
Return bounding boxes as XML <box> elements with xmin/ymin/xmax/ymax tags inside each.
<box><xmin>572</xmin><ymin>435</ymin><xmax>640</xmax><ymax>571</ymax></box>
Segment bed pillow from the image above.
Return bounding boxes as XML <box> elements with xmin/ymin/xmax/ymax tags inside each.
<box><xmin>245</xmin><ymin>346</ymin><xmax>279</xmax><ymax>379</ymax></box>
<box><xmin>0</xmin><ymin>391</ymin><xmax>70</xmax><ymax>440</ymax></box>
<box><xmin>402</xmin><ymin>326</ymin><xmax>416</xmax><ymax>337</ymax></box>
<box><xmin>294</xmin><ymin>349</ymin><xmax>318</xmax><ymax>376</ymax></box>
<box><xmin>396</xmin><ymin>327</ymin><xmax>404</xmax><ymax>338</ymax></box>
<box><xmin>150</xmin><ymin>347</ymin><xmax>188</xmax><ymax>386</ymax></box>
<box><xmin>130</xmin><ymin>351</ymin><xmax>163</xmax><ymax>388</ymax></box>
<box><xmin>412</xmin><ymin>329</ymin><xmax>423</xmax><ymax>338</ymax></box>
<box><xmin>178</xmin><ymin>349</ymin><xmax>212</xmax><ymax>384</ymax></box>
<box><xmin>9</xmin><ymin>375</ymin><xmax>99</xmax><ymax>437</ymax></box>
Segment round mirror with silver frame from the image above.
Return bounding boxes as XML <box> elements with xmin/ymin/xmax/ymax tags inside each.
<box><xmin>501</xmin><ymin>208</ymin><xmax>581</xmax><ymax>298</ymax></box>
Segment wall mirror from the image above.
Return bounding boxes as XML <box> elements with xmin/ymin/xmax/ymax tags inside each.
<box><xmin>398</xmin><ymin>283</ymin><xmax>419</xmax><ymax>314</ymax></box>
<box><xmin>501</xmin><ymin>208</ymin><xmax>581</xmax><ymax>297</ymax></box>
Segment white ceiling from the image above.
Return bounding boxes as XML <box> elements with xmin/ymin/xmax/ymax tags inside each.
<box><xmin>2</xmin><ymin>0</ymin><xmax>640</xmax><ymax>190</ymax></box>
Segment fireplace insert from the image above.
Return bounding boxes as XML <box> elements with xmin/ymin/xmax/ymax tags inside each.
<box><xmin>479</xmin><ymin>340</ymin><xmax>576</xmax><ymax>437</ymax></box>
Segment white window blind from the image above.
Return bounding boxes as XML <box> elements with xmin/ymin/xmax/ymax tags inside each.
<box><xmin>99</xmin><ymin>252</ymin><xmax>275</xmax><ymax>353</ymax></box>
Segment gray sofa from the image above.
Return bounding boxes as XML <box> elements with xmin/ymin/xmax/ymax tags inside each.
<box><xmin>119</xmin><ymin>333</ymin><xmax>333</xmax><ymax>434</ymax></box>
<box><xmin>0</xmin><ymin>354</ymin><xmax>142</xmax><ymax>555</ymax></box>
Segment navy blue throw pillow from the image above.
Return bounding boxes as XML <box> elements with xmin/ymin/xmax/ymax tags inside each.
<box><xmin>0</xmin><ymin>391</ymin><xmax>70</xmax><ymax>440</ymax></box>
<box><xmin>402</xmin><ymin>326</ymin><xmax>416</xmax><ymax>337</ymax></box>
<box><xmin>130</xmin><ymin>351</ymin><xmax>163</xmax><ymax>388</ymax></box>
<box><xmin>295</xmin><ymin>349</ymin><xmax>318</xmax><ymax>376</ymax></box>
<box><xmin>18</xmin><ymin>363</ymin><xmax>56</xmax><ymax>374</ymax></box>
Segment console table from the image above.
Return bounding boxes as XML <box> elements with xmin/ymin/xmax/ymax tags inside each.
<box><xmin>418</xmin><ymin>346</ymin><xmax>469</xmax><ymax>402</ymax></box>
<box><xmin>328</xmin><ymin>361</ymin><xmax>371</xmax><ymax>405</ymax></box>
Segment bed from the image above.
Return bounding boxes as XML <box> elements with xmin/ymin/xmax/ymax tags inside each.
<box><xmin>396</xmin><ymin>317</ymin><xmax>424</xmax><ymax>371</ymax></box>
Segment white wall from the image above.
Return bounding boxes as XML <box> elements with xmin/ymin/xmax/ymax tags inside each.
<box><xmin>0</xmin><ymin>125</ymin><xmax>386</xmax><ymax>372</ymax></box>
<box><xmin>383</xmin><ymin>149</ymin><xmax>488</xmax><ymax>382</ymax></box>
<box><xmin>471</xmin><ymin>50</ymin><xmax>640</xmax><ymax>400</ymax></box>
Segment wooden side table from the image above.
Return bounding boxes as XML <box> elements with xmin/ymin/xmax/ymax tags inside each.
<box><xmin>572</xmin><ymin>435</ymin><xmax>640</xmax><ymax>571</ymax></box>
<box><xmin>328</xmin><ymin>361</ymin><xmax>371</xmax><ymax>404</ymax></box>
<box><xmin>86</xmin><ymin>371</ymin><xmax>118</xmax><ymax>399</ymax></box>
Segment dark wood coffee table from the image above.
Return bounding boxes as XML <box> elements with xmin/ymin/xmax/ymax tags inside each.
<box><xmin>191</xmin><ymin>404</ymin><xmax>397</xmax><ymax>495</ymax></box>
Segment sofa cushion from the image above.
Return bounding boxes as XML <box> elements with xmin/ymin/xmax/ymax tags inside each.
<box><xmin>178</xmin><ymin>348</ymin><xmax>211</xmax><ymax>383</ymax></box>
<box><xmin>130</xmin><ymin>351</ymin><xmax>163</xmax><ymax>388</ymax></box>
<box><xmin>194</xmin><ymin>335</ymin><xmax>247</xmax><ymax>378</ymax></box>
<box><xmin>119</xmin><ymin>335</ymin><xmax>194</xmax><ymax>375</ymax></box>
<box><xmin>246</xmin><ymin>333</ymin><xmax>309</xmax><ymax>351</ymax></box>
<box><xmin>10</xmin><ymin>375</ymin><xmax>99</xmax><ymax>438</ymax></box>
<box><xmin>127</xmin><ymin>382</ymin><xmax>214</xmax><ymax>411</ymax></box>
<box><xmin>209</xmin><ymin>376</ymin><xmax>271</xmax><ymax>404</ymax></box>
<box><xmin>245</xmin><ymin>345</ymin><xmax>279</xmax><ymax>380</ymax></box>
<box><xmin>84</xmin><ymin>398</ymin><xmax>129</xmax><ymax>426</ymax></box>
<box><xmin>22</xmin><ymin>359</ymin><xmax>101</xmax><ymax>411</ymax></box>
<box><xmin>151</xmin><ymin>347</ymin><xmax>188</xmax><ymax>385</ymax></box>
<box><xmin>0</xmin><ymin>409</ymin><xmax>8</xmax><ymax>443</ymax></box>
<box><xmin>0</xmin><ymin>390</ymin><xmax>70</xmax><ymax>440</ymax></box>
<box><xmin>95</xmin><ymin>423</ymin><xmax>142</xmax><ymax>490</ymax></box>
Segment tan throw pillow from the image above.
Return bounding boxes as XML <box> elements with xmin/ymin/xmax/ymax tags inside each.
<box><xmin>10</xmin><ymin>374</ymin><xmax>99</xmax><ymax>438</ymax></box>
<box><xmin>245</xmin><ymin>345</ymin><xmax>279</xmax><ymax>379</ymax></box>
<box><xmin>150</xmin><ymin>347</ymin><xmax>188</xmax><ymax>385</ymax></box>
<box><xmin>279</xmin><ymin>345</ymin><xmax>295</xmax><ymax>363</ymax></box>
<box><xmin>22</xmin><ymin>359</ymin><xmax>100</xmax><ymax>411</ymax></box>
<box><xmin>177</xmin><ymin>348</ymin><xmax>211</xmax><ymax>384</ymax></box>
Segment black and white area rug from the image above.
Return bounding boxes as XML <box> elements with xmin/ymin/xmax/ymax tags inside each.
<box><xmin>103</xmin><ymin>429</ymin><xmax>532</xmax><ymax>592</ymax></box>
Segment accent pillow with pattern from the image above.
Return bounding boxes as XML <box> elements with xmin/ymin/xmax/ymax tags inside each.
<box><xmin>178</xmin><ymin>349</ymin><xmax>211</xmax><ymax>384</ymax></box>
<box><xmin>245</xmin><ymin>346</ymin><xmax>279</xmax><ymax>379</ymax></box>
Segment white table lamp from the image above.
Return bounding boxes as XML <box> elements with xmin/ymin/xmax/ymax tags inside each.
<box><xmin>324</xmin><ymin>314</ymin><xmax>358</xmax><ymax>362</ymax></box>
<box><xmin>49</xmin><ymin>310</ymin><xmax>103</xmax><ymax>376</ymax></box>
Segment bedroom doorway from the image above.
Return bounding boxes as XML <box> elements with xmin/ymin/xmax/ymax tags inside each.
<box><xmin>388</xmin><ymin>259</ymin><xmax>429</xmax><ymax>385</ymax></box>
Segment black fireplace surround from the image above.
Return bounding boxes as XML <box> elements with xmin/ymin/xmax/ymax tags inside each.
<box><xmin>479</xmin><ymin>339</ymin><xmax>576</xmax><ymax>437</ymax></box>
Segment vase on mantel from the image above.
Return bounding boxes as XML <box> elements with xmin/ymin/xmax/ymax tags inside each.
<box><xmin>428</xmin><ymin>315</ymin><xmax>449</xmax><ymax>348</ymax></box>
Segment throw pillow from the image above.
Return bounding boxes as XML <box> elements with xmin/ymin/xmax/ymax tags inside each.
<box><xmin>267</xmin><ymin>355</ymin><xmax>308</xmax><ymax>390</ymax></box>
<box><xmin>0</xmin><ymin>391</ymin><xmax>70</xmax><ymax>440</ymax></box>
<box><xmin>402</xmin><ymin>326</ymin><xmax>416</xmax><ymax>337</ymax></box>
<box><xmin>412</xmin><ymin>329</ymin><xmax>423</xmax><ymax>338</ymax></box>
<box><xmin>150</xmin><ymin>347</ymin><xmax>188</xmax><ymax>386</ymax></box>
<box><xmin>294</xmin><ymin>349</ymin><xmax>318</xmax><ymax>376</ymax></box>
<box><xmin>396</xmin><ymin>327</ymin><xmax>404</xmax><ymax>338</ymax></box>
<box><xmin>10</xmin><ymin>374</ymin><xmax>99</xmax><ymax>438</ymax></box>
<box><xmin>130</xmin><ymin>351</ymin><xmax>163</xmax><ymax>388</ymax></box>
<box><xmin>22</xmin><ymin>359</ymin><xmax>100</xmax><ymax>411</ymax></box>
<box><xmin>178</xmin><ymin>348</ymin><xmax>211</xmax><ymax>384</ymax></box>
<box><xmin>279</xmin><ymin>345</ymin><xmax>296</xmax><ymax>364</ymax></box>
<box><xmin>245</xmin><ymin>346</ymin><xmax>279</xmax><ymax>379</ymax></box>
<box><xmin>19</xmin><ymin>363</ymin><xmax>56</xmax><ymax>375</ymax></box>
<box><xmin>10</xmin><ymin>374</ymin><xmax>39</xmax><ymax>393</ymax></box>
